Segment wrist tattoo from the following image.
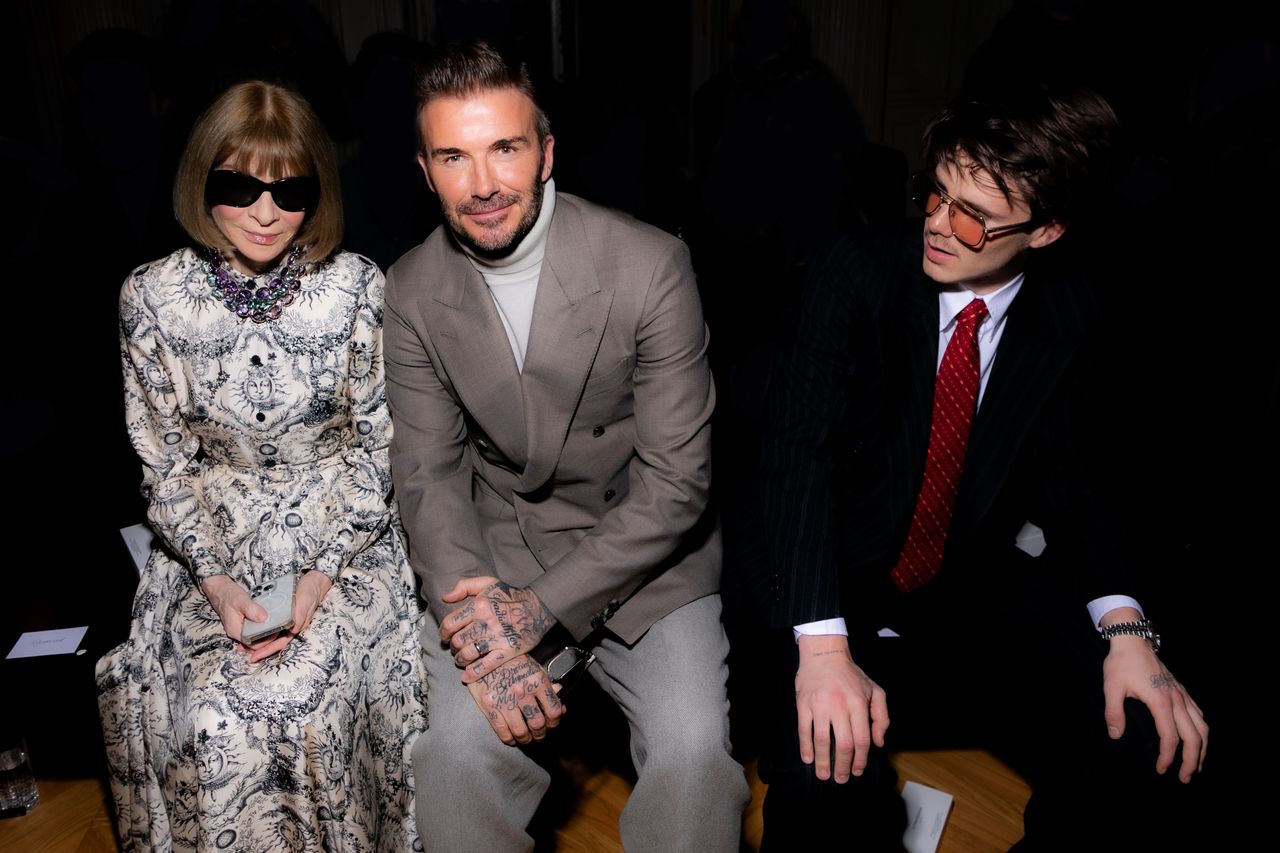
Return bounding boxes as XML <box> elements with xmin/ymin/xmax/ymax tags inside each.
<box><xmin>811</xmin><ymin>650</ymin><xmax>842</xmax><ymax>658</ymax></box>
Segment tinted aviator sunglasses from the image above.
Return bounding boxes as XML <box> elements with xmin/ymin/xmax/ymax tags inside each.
<box><xmin>206</xmin><ymin>169</ymin><xmax>319</xmax><ymax>213</ymax></box>
<box><xmin>911</xmin><ymin>172</ymin><xmax>1038</xmax><ymax>249</ymax></box>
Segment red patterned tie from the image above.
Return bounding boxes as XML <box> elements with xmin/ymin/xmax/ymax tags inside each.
<box><xmin>891</xmin><ymin>298</ymin><xmax>989</xmax><ymax>593</ymax></box>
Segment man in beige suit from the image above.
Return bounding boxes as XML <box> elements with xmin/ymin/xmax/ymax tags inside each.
<box><xmin>384</xmin><ymin>43</ymin><xmax>749</xmax><ymax>852</ymax></box>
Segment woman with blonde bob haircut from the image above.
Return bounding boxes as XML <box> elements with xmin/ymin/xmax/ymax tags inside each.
<box><xmin>97</xmin><ymin>80</ymin><xmax>428</xmax><ymax>852</ymax></box>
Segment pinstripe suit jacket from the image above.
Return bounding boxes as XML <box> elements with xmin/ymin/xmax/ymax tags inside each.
<box><xmin>761</xmin><ymin>221</ymin><xmax>1135</xmax><ymax>631</ymax></box>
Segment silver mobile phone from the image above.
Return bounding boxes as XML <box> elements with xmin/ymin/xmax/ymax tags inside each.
<box><xmin>241</xmin><ymin>572</ymin><xmax>296</xmax><ymax>645</ymax></box>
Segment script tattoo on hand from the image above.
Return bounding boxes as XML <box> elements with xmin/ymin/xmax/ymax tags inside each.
<box><xmin>1151</xmin><ymin>672</ymin><xmax>1178</xmax><ymax>690</ymax></box>
<box><xmin>481</xmin><ymin>657</ymin><xmax>560</xmax><ymax>715</ymax></box>
<box><xmin>483</xmin><ymin>581</ymin><xmax>554</xmax><ymax>651</ymax></box>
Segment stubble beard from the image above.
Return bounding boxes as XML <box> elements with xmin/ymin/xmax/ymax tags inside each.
<box><xmin>444</xmin><ymin>161</ymin><xmax>546</xmax><ymax>261</ymax></box>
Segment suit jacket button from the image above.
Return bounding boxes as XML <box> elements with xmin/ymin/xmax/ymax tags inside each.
<box><xmin>604</xmin><ymin>489</ymin><xmax>616</xmax><ymax>502</ymax></box>
<box><xmin>592</xmin><ymin>425</ymin><xmax>605</xmax><ymax>437</ymax></box>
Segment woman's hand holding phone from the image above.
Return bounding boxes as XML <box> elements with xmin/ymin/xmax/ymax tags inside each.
<box><xmin>200</xmin><ymin>571</ymin><xmax>332</xmax><ymax>662</ymax></box>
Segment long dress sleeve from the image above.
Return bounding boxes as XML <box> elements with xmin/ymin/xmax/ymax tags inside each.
<box><xmin>120</xmin><ymin>272</ymin><xmax>231</xmax><ymax>581</ymax></box>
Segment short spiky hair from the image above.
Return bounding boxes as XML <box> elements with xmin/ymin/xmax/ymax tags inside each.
<box><xmin>415</xmin><ymin>41</ymin><xmax>551</xmax><ymax>147</ymax></box>
<box><xmin>922</xmin><ymin>86</ymin><xmax>1120</xmax><ymax>225</ymax></box>
<box><xmin>173</xmin><ymin>80</ymin><xmax>342</xmax><ymax>263</ymax></box>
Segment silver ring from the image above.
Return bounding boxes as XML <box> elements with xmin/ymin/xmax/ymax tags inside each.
<box><xmin>474</xmin><ymin>641</ymin><xmax>482</xmax><ymax>655</ymax></box>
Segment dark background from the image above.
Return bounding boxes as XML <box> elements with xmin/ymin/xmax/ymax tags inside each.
<box><xmin>0</xmin><ymin>0</ymin><xmax>1272</xmax><ymax>817</ymax></box>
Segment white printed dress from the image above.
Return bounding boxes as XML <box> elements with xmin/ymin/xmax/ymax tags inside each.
<box><xmin>96</xmin><ymin>248</ymin><xmax>427</xmax><ymax>852</ymax></box>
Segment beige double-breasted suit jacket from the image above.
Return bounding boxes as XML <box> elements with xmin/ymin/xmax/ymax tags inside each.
<box><xmin>384</xmin><ymin>192</ymin><xmax>720</xmax><ymax>642</ymax></box>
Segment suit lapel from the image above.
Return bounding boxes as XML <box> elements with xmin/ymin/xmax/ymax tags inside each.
<box><xmin>903</xmin><ymin>270</ymin><xmax>941</xmax><ymax>472</ymax></box>
<box><xmin>952</xmin><ymin>270</ymin><xmax>1077</xmax><ymax>534</ymax></box>
<box><xmin>884</xmin><ymin>253</ymin><xmax>941</xmax><ymax>530</ymax></box>
<box><xmin>425</xmin><ymin>240</ymin><xmax>528</xmax><ymax>465</ymax></box>
<box><xmin>518</xmin><ymin>197</ymin><xmax>614</xmax><ymax>492</ymax></box>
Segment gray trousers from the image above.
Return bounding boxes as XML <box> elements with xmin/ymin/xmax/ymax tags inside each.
<box><xmin>411</xmin><ymin>593</ymin><xmax>749</xmax><ymax>852</ymax></box>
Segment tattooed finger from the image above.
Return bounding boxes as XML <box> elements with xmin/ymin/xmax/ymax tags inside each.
<box><xmin>542</xmin><ymin>685</ymin><xmax>565</xmax><ymax>727</ymax></box>
<box><xmin>471</xmin><ymin>649</ymin><xmax>508</xmax><ymax>678</ymax></box>
<box><xmin>451</xmin><ymin>622</ymin><xmax>483</xmax><ymax>650</ymax></box>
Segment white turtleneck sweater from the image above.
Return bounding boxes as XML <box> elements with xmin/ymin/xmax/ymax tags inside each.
<box><xmin>457</xmin><ymin>179</ymin><xmax>557</xmax><ymax>372</ymax></box>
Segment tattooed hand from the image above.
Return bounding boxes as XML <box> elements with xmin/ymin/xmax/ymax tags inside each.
<box><xmin>466</xmin><ymin>654</ymin><xmax>566</xmax><ymax>745</ymax></box>
<box><xmin>794</xmin><ymin>634</ymin><xmax>888</xmax><ymax>783</ymax></box>
<box><xmin>1101</xmin><ymin>609</ymin><xmax>1208</xmax><ymax>783</ymax></box>
<box><xmin>440</xmin><ymin>575</ymin><xmax>557</xmax><ymax>684</ymax></box>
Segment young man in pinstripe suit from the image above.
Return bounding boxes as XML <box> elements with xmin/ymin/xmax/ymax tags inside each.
<box><xmin>753</xmin><ymin>87</ymin><xmax>1209</xmax><ymax>851</ymax></box>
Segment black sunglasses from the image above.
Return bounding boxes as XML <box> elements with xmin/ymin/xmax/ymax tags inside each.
<box><xmin>205</xmin><ymin>170</ymin><xmax>319</xmax><ymax>213</ymax></box>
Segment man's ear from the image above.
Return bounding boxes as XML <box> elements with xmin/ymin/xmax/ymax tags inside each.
<box><xmin>540</xmin><ymin>134</ymin><xmax>555</xmax><ymax>182</ymax></box>
<box><xmin>416</xmin><ymin>152</ymin><xmax>436</xmax><ymax>194</ymax></box>
<box><xmin>1029</xmin><ymin>219</ymin><xmax>1066</xmax><ymax>249</ymax></box>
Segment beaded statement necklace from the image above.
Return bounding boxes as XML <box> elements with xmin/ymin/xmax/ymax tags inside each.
<box><xmin>201</xmin><ymin>245</ymin><xmax>306</xmax><ymax>323</ymax></box>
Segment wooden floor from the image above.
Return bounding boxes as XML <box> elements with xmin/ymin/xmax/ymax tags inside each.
<box><xmin>0</xmin><ymin>778</ymin><xmax>116</xmax><ymax>853</ymax></box>
<box><xmin>0</xmin><ymin>751</ymin><xmax>1028</xmax><ymax>852</ymax></box>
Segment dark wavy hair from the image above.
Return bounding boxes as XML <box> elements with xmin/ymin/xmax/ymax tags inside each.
<box><xmin>922</xmin><ymin>86</ymin><xmax>1120</xmax><ymax>225</ymax></box>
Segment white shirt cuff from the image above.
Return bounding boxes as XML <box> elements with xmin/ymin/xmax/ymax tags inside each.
<box><xmin>793</xmin><ymin>618</ymin><xmax>849</xmax><ymax>643</ymax></box>
<box><xmin>1087</xmin><ymin>595</ymin><xmax>1144</xmax><ymax>631</ymax></box>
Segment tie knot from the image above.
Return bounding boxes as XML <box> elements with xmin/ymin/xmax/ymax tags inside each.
<box><xmin>956</xmin><ymin>298</ymin><xmax>988</xmax><ymax>329</ymax></box>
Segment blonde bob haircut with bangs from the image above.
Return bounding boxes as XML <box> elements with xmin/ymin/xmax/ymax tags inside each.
<box><xmin>173</xmin><ymin>80</ymin><xmax>342</xmax><ymax>264</ymax></box>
